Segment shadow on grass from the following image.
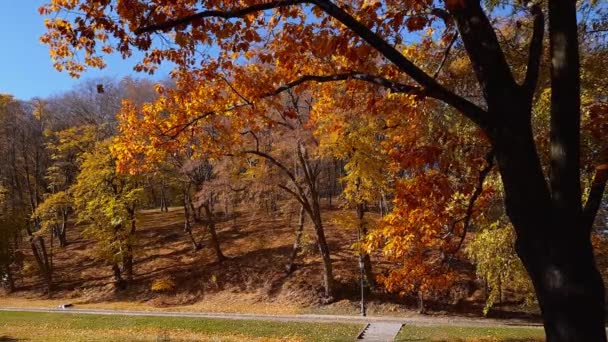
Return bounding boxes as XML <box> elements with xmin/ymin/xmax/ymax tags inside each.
<box><xmin>0</xmin><ymin>336</ymin><xmax>19</xmax><ymax>341</ymax></box>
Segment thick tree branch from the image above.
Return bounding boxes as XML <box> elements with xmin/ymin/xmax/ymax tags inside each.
<box><xmin>448</xmin><ymin>0</ymin><xmax>517</xmax><ymax>110</ymax></box>
<box><xmin>429</xmin><ymin>8</ymin><xmax>454</xmax><ymax>26</ymax></box>
<box><xmin>242</xmin><ymin>149</ymin><xmax>313</xmax><ymax>215</ymax></box>
<box><xmin>242</xmin><ymin>150</ymin><xmax>296</xmax><ymax>183</ymax></box>
<box><xmin>135</xmin><ymin>0</ymin><xmax>308</xmax><ymax>34</ymax></box>
<box><xmin>160</xmin><ymin>103</ymin><xmax>249</xmax><ymax>139</ymax></box>
<box><xmin>449</xmin><ymin>149</ymin><xmax>495</xmax><ymax>254</ymax></box>
<box><xmin>583</xmin><ymin>157</ymin><xmax>608</xmax><ymax>233</ymax></box>
<box><xmin>160</xmin><ymin>72</ymin><xmax>418</xmax><ymax>140</ymax></box>
<box><xmin>309</xmin><ymin>0</ymin><xmax>490</xmax><ymax>129</ymax></box>
<box><xmin>522</xmin><ymin>4</ymin><xmax>545</xmax><ymax>99</ymax></box>
<box><xmin>270</xmin><ymin>72</ymin><xmax>425</xmax><ymax>96</ymax></box>
<box><xmin>135</xmin><ymin>0</ymin><xmax>490</xmax><ymax>130</ymax></box>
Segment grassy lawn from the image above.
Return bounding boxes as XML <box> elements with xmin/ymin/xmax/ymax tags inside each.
<box><xmin>0</xmin><ymin>311</ymin><xmax>362</xmax><ymax>341</ymax></box>
<box><xmin>395</xmin><ymin>324</ymin><xmax>545</xmax><ymax>342</ymax></box>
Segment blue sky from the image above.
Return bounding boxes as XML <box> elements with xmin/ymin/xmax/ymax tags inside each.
<box><xmin>0</xmin><ymin>0</ymin><xmax>171</xmax><ymax>100</ymax></box>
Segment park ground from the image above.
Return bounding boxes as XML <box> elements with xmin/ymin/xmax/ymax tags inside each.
<box><xmin>1</xmin><ymin>204</ymin><xmax>544</xmax><ymax>340</ymax></box>
<box><xmin>0</xmin><ymin>310</ymin><xmax>546</xmax><ymax>341</ymax></box>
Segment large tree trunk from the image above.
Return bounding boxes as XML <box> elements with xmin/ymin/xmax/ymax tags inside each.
<box><xmin>447</xmin><ymin>0</ymin><xmax>607</xmax><ymax>337</ymax></box>
<box><xmin>494</xmin><ymin>123</ymin><xmax>606</xmax><ymax>341</ymax></box>
<box><xmin>517</xmin><ymin>228</ymin><xmax>605</xmax><ymax>341</ymax></box>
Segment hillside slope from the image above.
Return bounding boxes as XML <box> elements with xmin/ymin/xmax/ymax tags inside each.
<box><xmin>1</xmin><ymin>204</ymin><xmax>534</xmax><ymax>319</ymax></box>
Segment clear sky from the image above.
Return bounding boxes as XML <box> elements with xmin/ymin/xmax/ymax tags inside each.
<box><xmin>0</xmin><ymin>0</ymin><xmax>171</xmax><ymax>101</ymax></box>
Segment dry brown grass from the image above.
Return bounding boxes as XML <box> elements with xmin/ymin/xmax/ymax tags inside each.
<box><xmin>3</xmin><ymin>203</ymin><xmax>400</xmax><ymax>314</ymax></box>
<box><xmin>1</xmin><ymin>325</ymin><xmax>290</xmax><ymax>342</ymax></box>
<box><xmin>1</xmin><ymin>202</ymin><xmax>526</xmax><ymax>319</ymax></box>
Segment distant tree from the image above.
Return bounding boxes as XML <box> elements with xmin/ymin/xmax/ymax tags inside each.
<box><xmin>71</xmin><ymin>140</ymin><xmax>143</xmax><ymax>288</ymax></box>
<box><xmin>0</xmin><ymin>185</ymin><xmax>23</xmax><ymax>292</ymax></box>
<box><xmin>0</xmin><ymin>94</ymin><xmax>54</xmax><ymax>295</ymax></box>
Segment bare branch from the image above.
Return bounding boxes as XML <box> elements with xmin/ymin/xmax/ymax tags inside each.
<box><xmin>310</xmin><ymin>0</ymin><xmax>490</xmax><ymax>129</ymax></box>
<box><xmin>270</xmin><ymin>72</ymin><xmax>425</xmax><ymax>96</ymax></box>
<box><xmin>242</xmin><ymin>149</ymin><xmax>314</xmax><ymax>214</ymax></box>
<box><xmin>433</xmin><ymin>32</ymin><xmax>458</xmax><ymax>79</ymax></box>
<box><xmin>583</xmin><ymin>150</ymin><xmax>608</xmax><ymax>234</ymax></box>
<box><xmin>242</xmin><ymin>149</ymin><xmax>296</xmax><ymax>183</ymax></box>
<box><xmin>160</xmin><ymin>103</ymin><xmax>249</xmax><ymax>139</ymax></box>
<box><xmin>161</xmin><ymin>72</ymin><xmax>416</xmax><ymax>140</ymax></box>
<box><xmin>449</xmin><ymin>149</ymin><xmax>495</xmax><ymax>254</ymax></box>
<box><xmin>220</xmin><ymin>75</ymin><xmax>253</xmax><ymax>106</ymax></box>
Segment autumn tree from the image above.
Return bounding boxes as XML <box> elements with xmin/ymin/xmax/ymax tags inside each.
<box><xmin>38</xmin><ymin>124</ymin><xmax>102</xmax><ymax>247</ymax></box>
<box><xmin>181</xmin><ymin>158</ymin><xmax>227</xmax><ymax>261</ymax></box>
<box><xmin>312</xmin><ymin>82</ymin><xmax>393</xmax><ymax>291</ymax></box>
<box><xmin>71</xmin><ymin>140</ymin><xmax>143</xmax><ymax>288</ymax></box>
<box><xmin>41</xmin><ymin>0</ymin><xmax>608</xmax><ymax>338</ymax></box>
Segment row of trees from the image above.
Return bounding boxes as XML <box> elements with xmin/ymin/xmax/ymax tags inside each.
<box><xmin>0</xmin><ymin>79</ymin><xmax>169</xmax><ymax>292</ymax></box>
<box><xmin>2</xmin><ymin>76</ymin><xmax>539</xmax><ymax>311</ymax></box>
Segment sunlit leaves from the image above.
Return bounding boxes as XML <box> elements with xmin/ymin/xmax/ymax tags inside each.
<box><xmin>71</xmin><ymin>140</ymin><xmax>143</xmax><ymax>264</ymax></box>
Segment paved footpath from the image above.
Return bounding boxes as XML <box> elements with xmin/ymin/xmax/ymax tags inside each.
<box><xmin>0</xmin><ymin>307</ymin><xmax>540</xmax><ymax>327</ymax></box>
<box><xmin>357</xmin><ymin>322</ymin><xmax>404</xmax><ymax>341</ymax></box>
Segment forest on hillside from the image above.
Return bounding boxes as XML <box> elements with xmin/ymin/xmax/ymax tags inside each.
<box><xmin>0</xmin><ymin>0</ymin><xmax>607</xmax><ymax>339</ymax></box>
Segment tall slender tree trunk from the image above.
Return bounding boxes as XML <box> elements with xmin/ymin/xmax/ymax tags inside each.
<box><xmin>112</xmin><ymin>263</ymin><xmax>125</xmax><ymax>289</ymax></box>
<box><xmin>123</xmin><ymin>210</ymin><xmax>137</xmax><ymax>283</ymax></box>
<box><xmin>2</xmin><ymin>264</ymin><xmax>15</xmax><ymax>292</ymax></box>
<box><xmin>29</xmin><ymin>231</ymin><xmax>52</xmax><ymax>297</ymax></box>
<box><xmin>184</xmin><ymin>216</ymin><xmax>202</xmax><ymax>251</ymax></box>
<box><xmin>159</xmin><ymin>181</ymin><xmax>168</xmax><ymax>212</ymax></box>
<box><xmin>57</xmin><ymin>209</ymin><xmax>68</xmax><ymax>247</ymax></box>
<box><xmin>356</xmin><ymin>203</ymin><xmax>375</xmax><ymax>290</ymax></box>
<box><xmin>310</xmin><ymin>212</ymin><xmax>334</xmax><ymax>300</ymax></box>
<box><xmin>183</xmin><ymin>190</ymin><xmax>202</xmax><ymax>251</ymax></box>
<box><xmin>203</xmin><ymin>203</ymin><xmax>226</xmax><ymax>262</ymax></box>
<box><xmin>286</xmin><ymin>205</ymin><xmax>305</xmax><ymax>274</ymax></box>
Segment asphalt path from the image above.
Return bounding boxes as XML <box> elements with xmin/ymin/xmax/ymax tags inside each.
<box><xmin>0</xmin><ymin>306</ymin><xmax>543</xmax><ymax>328</ymax></box>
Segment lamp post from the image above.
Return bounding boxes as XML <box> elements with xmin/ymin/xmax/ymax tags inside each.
<box><xmin>358</xmin><ymin>223</ymin><xmax>367</xmax><ymax>317</ymax></box>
